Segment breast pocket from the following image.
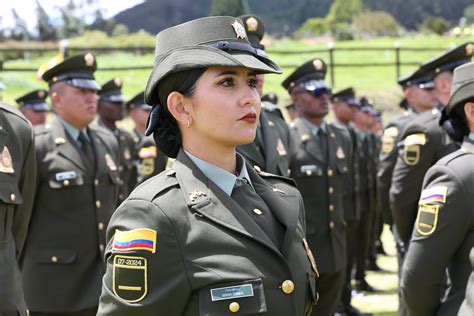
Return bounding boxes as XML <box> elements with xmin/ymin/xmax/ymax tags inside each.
<box><xmin>305</xmin><ymin>273</ymin><xmax>318</xmax><ymax>316</ymax></box>
<box><xmin>48</xmin><ymin>170</ymin><xmax>84</xmax><ymax>189</ymax></box>
<box><xmin>199</xmin><ymin>278</ymin><xmax>267</xmax><ymax>315</ymax></box>
<box><xmin>0</xmin><ymin>182</ymin><xmax>22</xmax><ymax>243</ymax></box>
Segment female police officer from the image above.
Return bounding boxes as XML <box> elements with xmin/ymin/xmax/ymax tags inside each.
<box><xmin>98</xmin><ymin>16</ymin><xmax>319</xmax><ymax>315</ymax></box>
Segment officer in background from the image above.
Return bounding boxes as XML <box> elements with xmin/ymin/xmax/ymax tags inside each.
<box><xmin>16</xmin><ymin>89</ymin><xmax>50</xmax><ymax>126</ymax></box>
<box><xmin>237</xmin><ymin>14</ymin><xmax>291</xmax><ymax>176</ymax></box>
<box><xmin>126</xmin><ymin>91</ymin><xmax>168</xmax><ymax>184</ymax></box>
<box><xmin>390</xmin><ymin>42</ymin><xmax>472</xmax><ymax>246</ymax></box>
<box><xmin>0</xmin><ymin>102</ymin><xmax>35</xmax><ymax>316</ymax></box>
<box><xmin>284</xmin><ymin>58</ymin><xmax>350</xmax><ymax>316</ymax></box>
<box><xmin>402</xmin><ymin>61</ymin><xmax>474</xmax><ymax>316</ymax></box>
<box><xmin>331</xmin><ymin>88</ymin><xmax>371</xmax><ymax>316</ymax></box>
<box><xmin>352</xmin><ymin>102</ymin><xmax>379</xmax><ymax>293</ymax></box>
<box><xmin>97</xmin><ymin>78</ymin><xmax>137</xmax><ymax>203</ymax></box>
<box><xmin>21</xmin><ymin>53</ymin><xmax>120</xmax><ymax>315</ymax></box>
<box><xmin>377</xmin><ymin>67</ymin><xmax>437</xmax><ymax>316</ymax></box>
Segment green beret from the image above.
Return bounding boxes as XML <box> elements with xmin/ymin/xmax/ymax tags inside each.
<box><xmin>446</xmin><ymin>61</ymin><xmax>474</xmax><ymax>116</ymax></box>
<box><xmin>144</xmin><ymin>16</ymin><xmax>282</xmax><ymax>105</ymax></box>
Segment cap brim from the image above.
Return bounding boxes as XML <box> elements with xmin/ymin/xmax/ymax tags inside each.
<box><xmin>26</xmin><ymin>102</ymin><xmax>49</xmax><ymax>112</ymax></box>
<box><xmin>145</xmin><ymin>46</ymin><xmax>281</xmax><ymax>105</ymax></box>
<box><xmin>447</xmin><ymin>82</ymin><xmax>474</xmax><ymax>115</ymax></box>
<box><xmin>100</xmin><ymin>94</ymin><xmax>126</xmax><ymax>103</ymax></box>
<box><xmin>65</xmin><ymin>78</ymin><xmax>101</xmax><ymax>91</ymax></box>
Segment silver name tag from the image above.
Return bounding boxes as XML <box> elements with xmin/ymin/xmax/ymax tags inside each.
<box><xmin>210</xmin><ymin>284</ymin><xmax>254</xmax><ymax>301</ymax></box>
<box><xmin>55</xmin><ymin>171</ymin><xmax>77</xmax><ymax>181</ymax></box>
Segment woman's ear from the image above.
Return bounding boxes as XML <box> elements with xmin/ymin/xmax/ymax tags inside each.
<box><xmin>167</xmin><ymin>91</ymin><xmax>191</xmax><ymax>127</ymax></box>
<box><xmin>464</xmin><ymin>102</ymin><xmax>474</xmax><ymax>128</ymax></box>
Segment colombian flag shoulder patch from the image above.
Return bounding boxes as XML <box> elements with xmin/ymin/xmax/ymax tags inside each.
<box><xmin>113</xmin><ymin>228</ymin><xmax>157</xmax><ymax>253</ymax></box>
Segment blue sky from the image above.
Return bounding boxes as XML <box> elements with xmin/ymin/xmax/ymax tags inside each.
<box><xmin>1</xmin><ymin>0</ymin><xmax>144</xmax><ymax>32</ymax></box>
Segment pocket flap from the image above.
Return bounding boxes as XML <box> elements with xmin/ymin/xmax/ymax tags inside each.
<box><xmin>36</xmin><ymin>249</ymin><xmax>77</xmax><ymax>264</ymax></box>
<box><xmin>0</xmin><ymin>182</ymin><xmax>23</xmax><ymax>205</ymax></box>
<box><xmin>199</xmin><ymin>278</ymin><xmax>267</xmax><ymax>315</ymax></box>
<box><xmin>49</xmin><ymin>171</ymin><xmax>84</xmax><ymax>189</ymax></box>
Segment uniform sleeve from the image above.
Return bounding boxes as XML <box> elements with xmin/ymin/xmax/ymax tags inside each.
<box><xmin>401</xmin><ymin>165</ymin><xmax>469</xmax><ymax>316</ymax></box>
<box><xmin>13</xmin><ymin>122</ymin><xmax>36</xmax><ymax>260</ymax></box>
<box><xmin>98</xmin><ymin>198</ymin><xmax>191</xmax><ymax>315</ymax></box>
<box><xmin>389</xmin><ymin>127</ymin><xmax>439</xmax><ymax>244</ymax></box>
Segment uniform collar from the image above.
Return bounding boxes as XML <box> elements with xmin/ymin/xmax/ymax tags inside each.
<box><xmin>301</xmin><ymin>117</ymin><xmax>327</xmax><ymax>137</ymax></box>
<box><xmin>184</xmin><ymin>149</ymin><xmax>253</xmax><ymax>196</ymax></box>
<box><xmin>57</xmin><ymin>115</ymin><xmax>91</xmax><ymax>142</ymax></box>
<box><xmin>469</xmin><ymin>132</ymin><xmax>474</xmax><ymax>141</ymax></box>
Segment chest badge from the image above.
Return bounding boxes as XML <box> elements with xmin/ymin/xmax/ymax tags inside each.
<box><xmin>336</xmin><ymin>146</ymin><xmax>345</xmax><ymax>159</ymax></box>
<box><xmin>0</xmin><ymin>146</ymin><xmax>14</xmax><ymax>174</ymax></box>
<box><xmin>189</xmin><ymin>190</ymin><xmax>207</xmax><ymax>203</ymax></box>
<box><xmin>105</xmin><ymin>153</ymin><xmax>117</xmax><ymax>171</ymax></box>
<box><xmin>276</xmin><ymin>138</ymin><xmax>287</xmax><ymax>156</ymax></box>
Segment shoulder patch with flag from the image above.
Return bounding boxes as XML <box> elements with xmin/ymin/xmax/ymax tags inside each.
<box><xmin>113</xmin><ymin>228</ymin><xmax>157</xmax><ymax>253</ymax></box>
<box><xmin>419</xmin><ymin>186</ymin><xmax>448</xmax><ymax>204</ymax></box>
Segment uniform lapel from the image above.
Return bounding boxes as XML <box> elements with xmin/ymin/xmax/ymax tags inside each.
<box><xmin>237</xmin><ymin>142</ymin><xmax>265</xmax><ymax>168</ymax></box>
<box><xmin>50</xmin><ymin>117</ymin><xmax>88</xmax><ymax>173</ymax></box>
<box><xmin>248</xmin><ymin>166</ymin><xmax>299</xmax><ymax>258</ymax></box>
<box><xmin>172</xmin><ymin>150</ymin><xmax>282</xmax><ymax>256</ymax></box>
<box><xmin>295</xmin><ymin>118</ymin><xmax>326</xmax><ymax>164</ymax></box>
<box><xmin>327</xmin><ymin>124</ymin><xmax>338</xmax><ymax>167</ymax></box>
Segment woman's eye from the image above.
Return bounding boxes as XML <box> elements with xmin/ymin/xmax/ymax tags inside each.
<box><xmin>248</xmin><ymin>78</ymin><xmax>257</xmax><ymax>88</ymax></box>
<box><xmin>218</xmin><ymin>78</ymin><xmax>235</xmax><ymax>87</ymax></box>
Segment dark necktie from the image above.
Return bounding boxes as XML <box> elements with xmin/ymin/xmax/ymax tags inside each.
<box><xmin>231</xmin><ymin>178</ymin><xmax>284</xmax><ymax>250</ymax></box>
<box><xmin>318</xmin><ymin>128</ymin><xmax>328</xmax><ymax>161</ymax></box>
<box><xmin>78</xmin><ymin>131</ymin><xmax>95</xmax><ymax>170</ymax></box>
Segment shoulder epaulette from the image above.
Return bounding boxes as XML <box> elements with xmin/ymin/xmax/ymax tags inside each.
<box><xmin>34</xmin><ymin>123</ymin><xmax>52</xmax><ymax>136</ymax></box>
<box><xmin>257</xmin><ymin>170</ymin><xmax>296</xmax><ymax>187</ymax></box>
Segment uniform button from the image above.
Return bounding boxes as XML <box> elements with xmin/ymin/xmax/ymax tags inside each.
<box><xmin>253</xmin><ymin>208</ymin><xmax>263</xmax><ymax>215</ymax></box>
<box><xmin>10</xmin><ymin>193</ymin><xmax>16</xmax><ymax>202</ymax></box>
<box><xmin>99</xmin><ymin>244</ymin><xmax>105</xmax><ymax>252</ymax></box>
<box><xmin>253</xmin><ymin>165</ymin><xmax>261</xmax><ymax>172</ymax></box>
<box><xmin>63</xmin><ymin>179</ymin><xmax>70</xmax><ymax>186</ymax></box>
<box><xmin>118</xmin><ymin>166</ymin><xmax>124</xmax><ymax>172</ymax></box>
<box><xmin>329</xmin><ymin>204</ymin><xmax>334</xmax><ymax>211</ymax></box>
<box><xmin>94</xmin><ymin>179</ymin><xmax>99</xmax><ymax>187</ymax></box>
<box><xmin>343</xmin><ymin>166</ymin><xmax>348</xmax><ymax>172</ymax></box>
<box><xmin>329</xmin><ymin>221</ymin><xmax>335</xmax><ymax>229</ymax></box>
<box><xmin>281</xmin><ymin>280</ymin><xmax>295</xmax><ymax>294</ymax></box>
<box><xmin>51</xmin><ymin>256</ymin><xmax>58</xmax><ymax>263</ymax></box>
<box><xmin>328</xmin><ymin>187</ymin><xmax>334</xmax><ymax>194</ymax></box>
<box><xmin>229</xmin><ymin>302</ymin><xmax>240</xmax><ymax>313</ymax></box>
<box><xmin>306</xmin><ymin>170</ymin><xmax>312</xmax><ymax>176</ymax></box>
<box><xmin>119</xmin><ymin>193</ymin><xmax>124</xmax><ymax>200</ymax></box>
<box><xmin>119</xmin><ymin>179</ymin><xmax>124</xmax><ymax>185</ymax></box>
<box><xmin>98</xmin><ymin>222</ymin><xmax>104</xmax><ymax>231</ymax></box>
<box><xmin>96</xmin><ymin>200</ymin><xmax>101</xmax><ymax>208</ymax></box>
<box><xmin>327</xmin><ymin>168</ymin><xmax>333</xmax><ymax>176</ymax></box>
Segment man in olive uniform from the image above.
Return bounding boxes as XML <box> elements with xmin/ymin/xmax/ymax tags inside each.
<box><xmin>331</xmin><ymin>88</ymin><xmax>371</xmax><ymax>316</ymax></box>
<box><xmin>237</xmin><ymin>14</ymin><xmax>291</xmax><ymax>176</ymax></box>
<box><xmin>21</xmin><ymin>53</ymin><xmax>120</xmax><ymax>315</ymax></box>
<box><xmin>16</xmin><ymin>89</ymin><xmax>50</xmax><ymax>126</ymax></box>
<box><xmin>284</xmin><ymin>58</ymin><xmax>350</xmax><ymax>316</ymax></box>
<box><xmin>401</xmin><ymin>61</ymin><xmax>474</xmax><ymax>316</ymax></box>
<box><xmin>352</xmin><ymin>102</ymin><xmax>379</xmax><ymax>293</ymax></box>
<box><xmin>377</xmin><ymin>67</ymin><xmax>437</xmax><ymax>316</ymax></box>
<box><xmin>127</xmin><ymin>91</ymin><xmax>168</xmax><ymax>184</ymax></box>
<box><xmin>390</xmin><ymin>42</ymin><xmax>472</xmax><ymax>246</ymax></box>
<box><xmin>0</xmin><ymin>102</ymin><xmax>35</xmax><ymax>316</ymax></box>
<box><xmin>97</xmin><ymin>78</ymin><xmax>137</xmax><ymax>202</ymax></box>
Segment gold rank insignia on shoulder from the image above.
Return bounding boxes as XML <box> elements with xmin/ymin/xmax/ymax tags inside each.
<box><xmin>113</xmin><ymin>255</ymin><xmax>148</xmax><ymax>303</ymax></box>
<box><xmin>105</xmin><ymin>153</ymin><xmax>118</xmax><ymax>171</ymax></box>
<box><xmin>277</xmin><ymin>138</ymin><xmax>287</xmax><ymax>156</ymax></box>
<box><xmin>0</xmin><ymin>146</ymin><xmax>14</xmax><ymax>174</ymax></box>
<box><xmin>336</xmin><ymin>146</ymin><xmax>345</xmax><ymax>159</ymax></box>
<box><xmin>232</xmin><ymin>20</ymin><xmax>246</xmax><ymax>39</ymax></box>
<box><xmin>189</xmin><ymin>190</ymin><xmax>207</xmax><ymax>202</ymax></box>
<box><xmin>415</xmin><ymin>203</ymin><xmax>439</xmax><ymax>236</ymax></box>
<box><xmin>403</xmin><ymin>133</ymin><xmax>426</xmax><ymax>165</ymax></box>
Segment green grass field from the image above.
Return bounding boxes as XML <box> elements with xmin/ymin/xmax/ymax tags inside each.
<box><xmin>1</xmin><ymin>34</ymin><xmax>472</xmax><ymax>120</ymax></box>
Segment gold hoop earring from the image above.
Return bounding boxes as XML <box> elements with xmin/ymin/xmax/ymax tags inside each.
<box><xmin>187</xmin><ymin>119</ymin><xmax>190</xmax><ymax>128</ymax></box>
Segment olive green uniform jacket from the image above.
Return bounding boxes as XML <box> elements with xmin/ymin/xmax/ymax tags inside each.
<box><xmin>401</xmin><ymin>136</ymin><xmax>474</xmax><ymax>316</ymax></box>
<box><xmin>98</xmin><ymin>149</ymin><xmax>318</xmax><ymax>315</ymax></box>
<box><xmin>21</xmin><ymin>116</ymin><xmax>120</xmax><ymax>312</ymax></box>
<box><xmin>0</xmin><ymin>103</ymin><xmax>35</xmax><ymax>316</ymax></box>
<box><xmin>132</xmin><ymin>128</ymin><xmax>168</xmax><ymax>185</ymax></box>
<box><xmin>377</xmin><ymin>109</ymin><xmax>417</xmax><ymax>226</ymax></box>
<box><xmin>238</xmin><ymin>107</ymin><xmax>291</xmax><ymax>176</ymax></box>
<box><xmin>390</xmin><ymin>108</ymin><xmax>458</xmax><ymax>244</ymax></box>
<box><xmin>288</xmin><ymin>118</ymin><xmax>348</xmax><ymax>274</ymax></box>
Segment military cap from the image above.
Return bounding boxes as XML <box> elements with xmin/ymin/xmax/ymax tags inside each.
<box><xmin>331</xmin><ymin>87</ymin><xmax>361</xmax><ymax>107</ymax></box>
<box><xmin>99</xmin><ymin>78</ymin><xmax>125</xmax><ymax>103</ymax></box>
<box><xmin>261</xmin><ymin>92</ymin><xmax>278</xmax><ymax>104</ymax></box>
<box><xmin>41</xmin><ymin>53</ymin><xmax>101</xmax><ymax>90</ymax></box>
<box><xmin>126</xmin><ymin>91</ymin><xmax>151</xmax><ymax>111</ymax></box>
<box><xmin>15</xmin><ymin>89</ymin><xmax>49</xmax><ymax>112</ymax></box>
<box><xmin>239</xmin><ymin>14</ymin><xmax>265</xmax><ymax>50</ymax></box>
<box><xmin>360</xmin><ymin>97</ymin><xmax>377</xmax><ymax>114</ymax></box>
<box><xmin>446</xmin><ymin>61</ymin><xmax>474</xmax><ymax>116</ymax></box>
<box><xmin>397</xmin><ymin>67</ymin><xmax>434</xmax><ymax>90</ymax></box>
<box><xmin>281</xmin><ymin>58</ymin><xmax>329</xmax><ymax>93</ymax></box>
<box><xmin>421</xmin><ymin>42</ymin><xmax>473</xmax><ymax>79</ymax></box>
<box><xmin>145</xmin><ymin>16</ymin><xmax>281</xmax><ymax>105</ymax></box>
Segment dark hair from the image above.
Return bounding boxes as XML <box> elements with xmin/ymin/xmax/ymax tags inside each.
<box><xmin>148</xmin><ymin>68</ymin><xmax>206</xmax><ymax>158</ymax></box>
<box><xmin>440</xmin><ymin>105</ymin><xmax>469</xmax><ymax>143</ymax></box>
